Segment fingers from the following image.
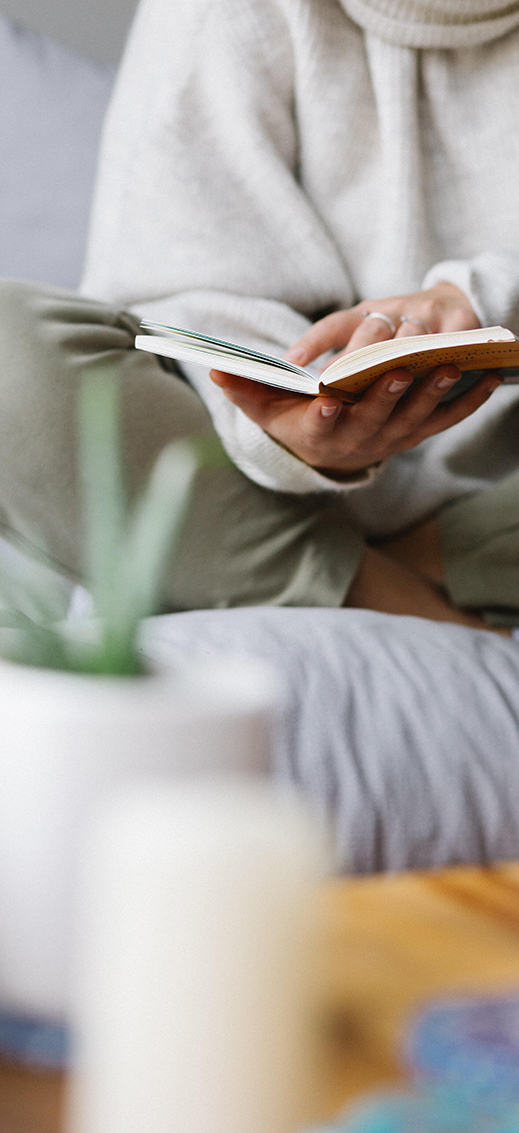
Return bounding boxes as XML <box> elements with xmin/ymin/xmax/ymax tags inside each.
<box><xmin>339</xmin><ymin>367</ymin><xmax>414</xmax><ymax>439</ymax></box>
<box><xmin>393</xmin><ymin>286</ymin><xmax>480</xmax><ymax>337</ymax></box>
<box><xmin>383</xmin><ymin>364</ymin><xmax>463</xmax><ymax>437</ymax></box>
<box><xmin>403</xmin><ymin>373</ymin><xmax>503</xmax><ymax>444</ymax></box>
<box><xmin>394</xmin><ymin>316</ymin><xmax>434</xmax><ymax>338</ymax></box>
<box><xmin>285</xmin><ymin>284</ymin><xmax>482</xmax><ymax>369</ymax></box>
<box><xmin>209</xmin><ymin>369</ymin><xmax>286</xmax><ymax>425</ymax></box>
<box><xmin>375</xmin><ymin>363</ymin><xmax>492</xmax><ymax>446</ymax></box>
<box><xmin>211</xmin><ymin>367</ymin><xmax>347</xmax><ymax>441</ymax></box>
<box><xmin>336</xmin><ymin>363</ymin><xmax>496</xmax><ymax>453</ymax></box>
<box><xmin>339</xmin><ymin>313</ymin><xmax>397</xmax><ymax>355</ymax></box>
<box><xmin>286</xmin><ymin>307</ymin><xmax>402</xmax><ymax>367</ymax></box>
<box><xmin>210</xmin><ymin>368</ymin><xmax>268</xmax><ymax>405</ymax></box>
<box><xmin>284</xmin><ymin>310</ymin><xmax>361</xmax><ymax>366</ymax></box>
<box><xmin>393</xmin><ymin>307</ymin><xmax>473</xmax><ymax>338</ymax></box>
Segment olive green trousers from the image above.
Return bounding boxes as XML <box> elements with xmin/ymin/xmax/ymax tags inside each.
<box><xmin>440</xmin><ymin>472</ymin><xmax>519</xmax><ymax>624</ymax></box>
<box><xmin>0</xmin><ymin>281</ymin><xmax>365</xmax><ymax>612</ymax></box>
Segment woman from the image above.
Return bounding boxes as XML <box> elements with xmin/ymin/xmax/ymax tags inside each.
<box><xmin>79</xmin><ymin>0</ymin><xmax>519</xmax><ymax>631</ymax></box>
<box><xmin>1</xmin><ymin>0</ymin><xmax>519</xmax><ymax>870</ymax></box>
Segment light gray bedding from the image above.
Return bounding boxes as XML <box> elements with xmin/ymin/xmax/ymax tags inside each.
<box><xmin>145</xmin><ymin>607</ymin><xmax>519</xmax><ymax>874</ymax></box>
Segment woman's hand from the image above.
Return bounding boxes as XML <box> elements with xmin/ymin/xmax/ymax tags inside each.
<box><xmin>284</xmin><ymin>282</ymin><xmax>480</xmax><ymax>367</ymax></box>
<box><xmin>210</xmin><ymin>363</ymin><xmax>501</xmax><ymax>477</ymax></box>
<box><xmin>209</xmin><ymin>282</ymin><xmax>500</xmax><ymax>478</ymax></box>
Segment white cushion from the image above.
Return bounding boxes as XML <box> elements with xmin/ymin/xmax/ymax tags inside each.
<box><xmin>0</xmin><ymin>16</ymin><xmax>114</xmax><ymax>289</ymax></box>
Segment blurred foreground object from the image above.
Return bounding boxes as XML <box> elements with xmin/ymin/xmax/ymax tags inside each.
<box><xmin>68</xmin><ymin>781</ymin><xmax>328</xmax><ymax>1133</ymax></box>
<box><xmin>406</xmin><ymin>993</ymin><xmax>519</xmax><ymax>1105</ymax></box>
<box><xmin>3</xmin><ymin>864</ymin><xmax>519</xmax><ymax>1131</ymax></box>
<box><xmin>314</xmin><ymin>1085</ymin><xmax>519</xmax><ymax>1131</ymax></box>
<box><xmin>0</xmin><ymin>372</ymin><xmax>278</xmax><ymax>1050</ymax></box>
<box><xmin>0</xmin><ymin>369</ymin><xmax>229</xmax><ymax>676</ymax></box>
<box><xmin>0</xmin><ymin>655</ymin><xmax>277</xmax><ymax>1030</ymax></box>
<box><xmin>311</xmin><ymin>991</ymin><xmax>519</xmax><ymax>1130</ymax></box>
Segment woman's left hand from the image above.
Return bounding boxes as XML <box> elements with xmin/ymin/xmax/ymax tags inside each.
<box><xmin>209</xmin><ymin>363</ymin><xmax>501</xmax><ymax>478</ymax></box>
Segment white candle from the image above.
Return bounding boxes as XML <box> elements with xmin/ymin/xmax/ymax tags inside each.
<box><xmin>68</xmin><ymin>780</ymin><xmax>328</xmax><ymax>1133</ymax></box>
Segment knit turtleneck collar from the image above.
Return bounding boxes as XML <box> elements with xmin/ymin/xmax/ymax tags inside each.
<box><xmin>340</xmin><ymin>0</ymin><xmax>519</xmax><ymax>47</ymax></box>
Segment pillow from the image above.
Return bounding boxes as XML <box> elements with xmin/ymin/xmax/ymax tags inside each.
<box><xmin>0</xmin><ymin>16</ymin><xmax>114</xmax><ymax>289</ymax></box>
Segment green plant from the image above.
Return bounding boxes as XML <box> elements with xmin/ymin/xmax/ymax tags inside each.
<box><xmin>0</xmin><ymin>369</ymin><xmax>227</xmax><ymax>675</ymax></box>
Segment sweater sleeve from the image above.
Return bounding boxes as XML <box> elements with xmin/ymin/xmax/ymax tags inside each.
<box><xmin>423</xmin><ymin>252</ymin><xmax>519</xmax><ymax>333</ymax></box>
<box><xmin>81</xmin><ymin>0</ymin><xmax>378</xmax><ymax>494</ymax></box>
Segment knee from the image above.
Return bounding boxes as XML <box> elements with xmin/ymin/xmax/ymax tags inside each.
<box><xmin>0</xmin><ymin>278</ymin><xmax>42</xmax><ymax>329</ymax></box>
<box><xmin>0</xmin><ymin>281</ymin><xmax>136</xmax><ymax>394</ymax></box>
<box><xmin>0</xmin><ymin>279</ymin><xmax>37</xmax><ymax>307</ymax></box>
<box><xmin>0</xmin><ymin>283</ymin><xmax>51</xmax><ymax>402</ymax></box>
<box><xmin>0</xmin><ymin>280</ymin><xmax>99</xmax><ymax>418</ymax></box>
<box><xmin>0</xmin><ymin>279</ymin><xmax>69</xmax><ymax>357</ymax></box>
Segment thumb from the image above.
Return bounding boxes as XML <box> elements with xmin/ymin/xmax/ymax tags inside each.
<box><xmin>209</xmin><ymin>369</ymin><xmax>272</xmax><ymax>420</ymax></box>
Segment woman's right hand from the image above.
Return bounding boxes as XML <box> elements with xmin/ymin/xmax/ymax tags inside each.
<box><xmin>210</xmin><ymin>279</ymin><xmax>499</xmax><ymax>478</ymax></box>
<box><xmin>284</xmin><ymin>281</ymin><xmax>480</xmax><ymax>368</ymax></box>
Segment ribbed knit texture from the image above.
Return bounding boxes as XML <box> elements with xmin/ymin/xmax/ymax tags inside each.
<box><xmin>82</xmin><ymin>0</ymin><xmax>519</xmax><ymax>518</ymax></box>
<box><xmin>341</xmin><ymin>0</ymin><xmax>519</xmax><ymax>47</ymax></box>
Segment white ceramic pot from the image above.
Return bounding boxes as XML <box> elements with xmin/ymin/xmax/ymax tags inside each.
<box><xmin>0</xmin><ymin>653</ymin><xmax>278</xmax><ymax>1034</ymax></box>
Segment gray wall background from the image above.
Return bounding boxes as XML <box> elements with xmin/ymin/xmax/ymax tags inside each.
<box><xmin>0</xmin><ymin>0</ymin><xmax>138</xmax><ymax>64</ymax></box>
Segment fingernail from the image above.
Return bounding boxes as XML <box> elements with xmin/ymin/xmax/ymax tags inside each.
<box><xmin>388</xmin><ymin>379</ymin><xmax>411</xmax><ymax>393</ymax></box>
<box><xmin>285</xmin><ymin>346</ymin><xmax>306</xmax><ymax>364</ymax></box>
<box><xmin>320</xmin><ymin>403</ymin><xmax>339</xmax><ymax>417</ymax></box>
<box><xmin>435</xmin><ymin>375</ymin><xmax>459</xmax><ymax>390</ymax></box>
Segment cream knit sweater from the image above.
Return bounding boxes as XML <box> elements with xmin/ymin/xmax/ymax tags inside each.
<box><xmin>81</xmin><ymin>0</ymin><xmax>519</xmax><ymax>532</ymax></box>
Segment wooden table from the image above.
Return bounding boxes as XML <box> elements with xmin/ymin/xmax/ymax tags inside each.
<box><xmin>2</xmin><ymin>862</ymin><xmax>519</xmax><ymax>1132</ymax></box>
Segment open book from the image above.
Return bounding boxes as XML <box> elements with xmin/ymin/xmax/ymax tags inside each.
<box><xmin>135</xmin><ymin>321</ymin><xmax>519</xmax><ymax>401</ymax></box>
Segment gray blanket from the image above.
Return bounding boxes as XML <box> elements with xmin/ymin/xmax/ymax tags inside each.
<box><xmin>145</xmin><ymin>607</ymin><xmax>519</xmax><ymax>874</ymax></box>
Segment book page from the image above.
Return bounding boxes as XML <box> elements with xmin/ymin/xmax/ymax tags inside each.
<box><xmin>136</xmin><ymin>323</ymin><xmax>519</xmax><ymax>402</ymax></box>
<box><xmin>322</xmin><ymin>331</ymin><xmax>519</xmax><ymax>398</ymax></box>
<box><xmin>135</xmin><ymin>335</ymin><xmax>319</xmax><ymax>394</ymax></box>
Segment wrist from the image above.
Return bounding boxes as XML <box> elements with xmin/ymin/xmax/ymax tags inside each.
<box><xmin>421</xmin><ymin>267</ymin><xmax>483</xmax><ymax>328</ymax></box>
<box><xmin>314</xmin><ymin>461</ymin><xmax>383</xmax><ymax>482</ymax></box>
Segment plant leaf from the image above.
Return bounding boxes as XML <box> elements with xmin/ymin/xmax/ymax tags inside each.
<box><xmin>79</xmin><ymin>368</ymin><xmax>126</xmax><ymax>625</ymax></box>
<box><xmin>0</xmin><ymin>365</ymin><xmax>230</xmax><ymax>676</ymax></box>
<box><xmin>0</xmin><ymin>538</ymin><xmax>71</xmax><ymax>625</ymax></box>
<box><xmin>97</xmin><ymin>439</ymin><xmax>200</xmax><ymax>673</ymax></box>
